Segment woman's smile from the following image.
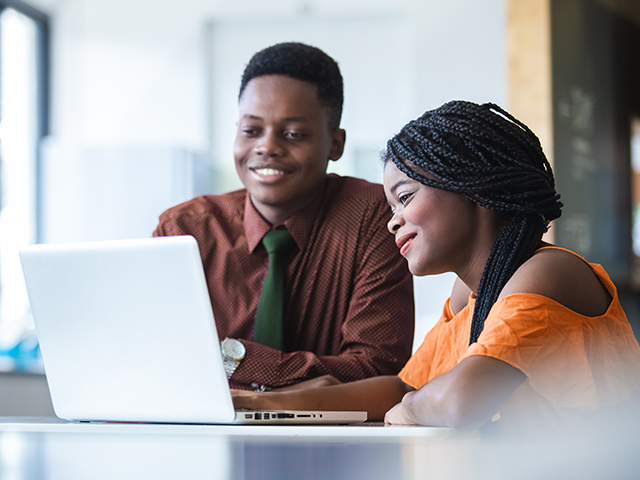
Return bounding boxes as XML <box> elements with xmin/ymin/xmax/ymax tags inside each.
<box><xmin>396</xmin><ymin>233</ymin><xmax>417</xmax><ymax>256</ymax></box>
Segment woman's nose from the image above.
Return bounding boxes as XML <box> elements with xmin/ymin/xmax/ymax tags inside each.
<box><xmin>387</xmin><ymin>212</ymin><xmax>404</xmax><ymax>234</ymax></box>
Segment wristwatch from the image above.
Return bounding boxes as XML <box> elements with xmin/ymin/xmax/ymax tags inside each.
<box><xmin>220</xmin><ymin>338</ymin><xmax>245</xmax><ymax>379</ymax></box>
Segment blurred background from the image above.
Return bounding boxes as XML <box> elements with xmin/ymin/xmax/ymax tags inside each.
<box><xmin>0</xmin><ymin>0</ymin><xmax>639</xmax><ymax>415</ymax></box>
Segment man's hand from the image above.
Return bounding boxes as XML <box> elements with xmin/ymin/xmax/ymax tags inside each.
<box><xmin>230</xmin><ymin>389</ymin><xmax>255</xmax><ymax>398</ymax></box>
<box><xmin>231</xmin><ymin>376</ymin><xmax>342</xmax><ymax>410</ymax></box>
<box><xmin>231</xmin><ymin>389</ymin><xmax>267</xmax><ymax>410</ymax></box>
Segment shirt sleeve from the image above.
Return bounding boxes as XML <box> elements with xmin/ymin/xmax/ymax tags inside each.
<box><xmin>463</xmin><ymin>294</ymin><xmax>640</xmax><ymax>409</ymax></box>
<box><xmin>398</xmin><ymin>298</ymin><xmax>456</xmax><ymax>389</ymax></box>
<box><xmin>152</xmin><ymin>202</ymin><xmax>215</xmax><ymax>262</ymax></box>
<box><xmin>230</xmin><ymin>200</ymin><xmax>415</xmax><ymax>389</ymax></box>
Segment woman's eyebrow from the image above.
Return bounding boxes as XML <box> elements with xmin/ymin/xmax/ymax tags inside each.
<box><xmin>390</xmin><ymin>179</ymin><xmax>412</xmax><ymax>195</ymax></box>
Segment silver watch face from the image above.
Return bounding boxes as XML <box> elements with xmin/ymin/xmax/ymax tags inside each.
<box><xmin>222</xmin><ymin>338</ymin><xmax>245</xmax><ymax>360</ymax></box>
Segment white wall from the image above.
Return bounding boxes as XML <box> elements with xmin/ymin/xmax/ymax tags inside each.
<box><xmin>40</xmin><ymin>0</ymin><xmax>506</xmax><ymax>166</ymax></box>
<box><xmin>31</xmin><ymin>0</ymin><xmax>506</xmax><ymax>348</ymax></box>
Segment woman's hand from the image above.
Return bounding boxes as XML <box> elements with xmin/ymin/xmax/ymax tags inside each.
<box><xmin>389</xmin><ymin>356</ymin><xmax>525</xmax><ymax>429</ymax></box>
<box><xmin>384</xmin><ymin>400</ymin><xmax>418</xmax><ymax>425</ymax></box>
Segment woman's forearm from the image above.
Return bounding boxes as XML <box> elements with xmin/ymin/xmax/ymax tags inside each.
<box><xmin>233</xmin><ymin>375</ymin><xmax>412</xmax><ymax>421</ymax></box>
<box><xmin>397</xmin><ymin>356</ymin><xmax>526</xmax><ymax>429</ymax></box>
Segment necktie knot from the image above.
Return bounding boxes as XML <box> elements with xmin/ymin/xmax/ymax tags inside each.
<box><xmin>262</xmin><ymin>229</ymin><xmax>296</xmax><ymax>256</ymax></box>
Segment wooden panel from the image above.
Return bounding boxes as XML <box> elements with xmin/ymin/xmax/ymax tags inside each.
<box><xmin>507</xmin><ymin>0</ymin><xmax>553</xmax><ymax>164</ymax></box>
<box><xmin>507</xmin><ymin>0</ymin><xmax>555</xmax><ymax>242</ymax></box>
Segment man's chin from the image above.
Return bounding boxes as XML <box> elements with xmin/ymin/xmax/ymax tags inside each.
<box><xmin>249</xmin><ymin>192</ymin><xmax>292</xmax><ymax>210</ymax></box>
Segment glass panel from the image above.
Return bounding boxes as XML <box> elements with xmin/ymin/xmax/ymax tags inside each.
<box><xmin>631</xmin><ymin>115</ymin><xmax>640</xmax><ymax>290</ymax></box>
<box><xmin>0</xmin><ymin>8</ymin><xmax>41</xmax><ymax>371</ymax></box>
<box><xmin>632</xmin><ymin>116</ymin><xmax>640</xmax><ymax>257</ymax></box>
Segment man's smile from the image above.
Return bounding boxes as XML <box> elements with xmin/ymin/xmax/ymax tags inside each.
<box><xmin>248</xmin><ymin>164</ymin><xmax>293</xmax><ymax>183</ymax></box>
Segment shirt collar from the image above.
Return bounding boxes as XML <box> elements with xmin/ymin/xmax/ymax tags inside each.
<box><xmin>243</xmin><ymin>184</ymin><xmax>325</xmax><ymax>254</ymax></box>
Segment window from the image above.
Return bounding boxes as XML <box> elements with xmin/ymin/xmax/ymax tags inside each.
<box><xmin>0</xmin><ymin>0</ymin><xmax>48</xmax><ymax>371</ymax></box>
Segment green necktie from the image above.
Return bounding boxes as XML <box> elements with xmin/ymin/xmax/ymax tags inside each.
<box><xmin>254</xmin><ymin>229</ymin><xmax>296</xmax><ymax>350</ymax></box>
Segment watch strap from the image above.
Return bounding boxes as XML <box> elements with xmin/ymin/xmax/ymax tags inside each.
<box><xmin>223</xmin><ymin>357</ymin><xmax>240</xmax><ymax>379</ymax></box>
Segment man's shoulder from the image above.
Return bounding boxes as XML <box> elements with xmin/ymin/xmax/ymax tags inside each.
<box><xmin>325</xmin><ymin>175</ymin><xmax>386</xmax><ymax>210</ymax></box>
<box><xmin>314</xmin><ymin>175</ymin><xmax>391</xmax><ymax>240</ymax></box>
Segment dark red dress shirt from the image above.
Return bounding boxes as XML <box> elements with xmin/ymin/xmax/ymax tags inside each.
<box><xmin>153</xmin><ymin>174</ymin><xmax>414</xmax><ymax>389</ymax></box>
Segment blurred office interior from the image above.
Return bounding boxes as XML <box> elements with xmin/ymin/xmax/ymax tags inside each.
<box><xmin>0</xmin><ymin>0</ymin><xmax>639</xmax><ymax>415</ymax></box>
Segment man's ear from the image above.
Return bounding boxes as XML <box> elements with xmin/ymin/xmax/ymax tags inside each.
<box><xmin>329</xmin><ymin>129</ymin><xmax>346</xmax><ymax>161</ymax></box>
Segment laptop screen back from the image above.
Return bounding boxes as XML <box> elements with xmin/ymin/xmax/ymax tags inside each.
<box><xmin>20</xmin><ymin>236</ymin><xmax>236</xmax><ymax>424</ymax></box>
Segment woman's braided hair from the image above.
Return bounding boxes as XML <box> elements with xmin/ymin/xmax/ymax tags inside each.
<box><xmin>386</xmin><ymin>100</ymin><xmax>563</xmax><ymax>344</ymax></box>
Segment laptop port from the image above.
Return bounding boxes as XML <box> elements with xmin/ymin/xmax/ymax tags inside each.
<box><xmin>254</xmin><ymin>413</ymin><xmax>262</xmax><ymax>420</ymax></box>
<box><xmin>277</xmin><ymin>413</ymin><xmax>295</xmax><ymax>419</ymax></box>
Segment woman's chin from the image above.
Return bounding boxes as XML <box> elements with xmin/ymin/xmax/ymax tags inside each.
<box><xmin>407</xmin><ymin>263</ymin><xmax>429</xmax><ymax>277</ymax></box>
<box><xmin>408</xmin><ymin>260</ymin><xmax>446</xmax><ymax>278</ymax></box>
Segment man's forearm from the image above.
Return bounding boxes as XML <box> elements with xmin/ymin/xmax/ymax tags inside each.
<box><xmin>233</xmin><ymin>375</ymin><xmax>413</xmax><ymax>421</ymax></box>
<box><xmin>231</xmin><ymin>339</ymin><xmax>404</xmax><ymax>388</ymax></box>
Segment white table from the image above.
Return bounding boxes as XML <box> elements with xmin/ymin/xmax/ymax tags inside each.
<box><xmin>0</xmin><ymin>416</ymin><xmax>637</xmax><ymax>479</ymax></box>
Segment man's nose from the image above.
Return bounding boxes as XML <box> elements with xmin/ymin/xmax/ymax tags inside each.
<box><xmin>254</xmin><ymin>131</ymin><xmax>283</xmax><ymax>157</ymax></box>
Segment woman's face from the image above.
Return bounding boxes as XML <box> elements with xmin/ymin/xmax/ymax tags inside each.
<box><xmin>383</xmin><ymin>161</ymin><xmax>485</xmax><ymax>277</ymax></box>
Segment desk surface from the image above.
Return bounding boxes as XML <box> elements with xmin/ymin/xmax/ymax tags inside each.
<box><xmin>0</xmin><ymin>417</ymin><xmax>638</xmax><ymax>480</ymax></box>
<box><xmin>0</xmin><ymin>416</ymin><xmax>454</xmax><ymax>438</ymax></box>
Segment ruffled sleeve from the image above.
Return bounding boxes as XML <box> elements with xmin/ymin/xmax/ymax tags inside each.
<box><xmin>399</xmin><ymin>297</ymin><xmax>471</xmax><ymax>389</ymax></box>
<box><xmin>463</xmin><ymin>293</ymin><xmax>640</xmax><ymax>409</ymax></box>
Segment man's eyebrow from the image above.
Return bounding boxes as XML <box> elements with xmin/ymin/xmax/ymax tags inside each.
<box><xmin>281</xmin><ymin>116</ymin><xmax>309</xmax><ymax>123</ymax></box>
<box><xmin>239</xmin><ymin>114</ymin><xmax>310</xmax><ymax>123</ymax></box>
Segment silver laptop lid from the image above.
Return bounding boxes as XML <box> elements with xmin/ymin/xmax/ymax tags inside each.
<box><xmin>19</xmin><ymin>236</ymin><xmax>235</xmax><ymax>424</ymax></box>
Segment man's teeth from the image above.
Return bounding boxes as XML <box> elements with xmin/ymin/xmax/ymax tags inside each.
<box><xmin>254</xmin><ymin>168</ymin><xmax>285</xmax><ymax>176</ymax></box>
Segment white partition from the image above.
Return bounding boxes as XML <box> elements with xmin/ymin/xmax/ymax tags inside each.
<box><xmin>40</xmin><ymin>139</ymin><xmax>214</xmax><ymax>243</ymax></box>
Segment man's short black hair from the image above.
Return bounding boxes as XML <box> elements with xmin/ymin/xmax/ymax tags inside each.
<box><xmin>239</xmin><ymin>42</ymin><xmax>344</xmax><ymax>131</ymax></box>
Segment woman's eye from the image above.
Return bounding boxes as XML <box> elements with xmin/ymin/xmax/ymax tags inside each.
<box><xmin>399</xmin><ymin>193</ymin><xmax>413</xmax><ymax>205</ymax></box>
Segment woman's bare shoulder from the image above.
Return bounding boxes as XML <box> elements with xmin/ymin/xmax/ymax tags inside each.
<box><xmin>450</xmin><ymin>277</ymin><xmax>472</xmax><ymax>315</ymax></box>
<box><xmin>499</xmin><ymin>246</ymin><xmax>612</xmax><ymax>317</ymax></box>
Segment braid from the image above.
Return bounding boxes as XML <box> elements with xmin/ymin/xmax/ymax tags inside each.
<box><xmin>469</xmin><ymin>213</ymin><xmax>546</xmax><ymax>343</ymax></box>
<box><xmin>386</xmin><ymin>101</ymin><xmax>563</xmax><ymax>345</ymax></box>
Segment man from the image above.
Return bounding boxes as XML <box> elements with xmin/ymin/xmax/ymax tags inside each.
<box><xmin>154</xmin><ymin>42</ymin><xmax>414</xmax><ymax>390</ymax></box>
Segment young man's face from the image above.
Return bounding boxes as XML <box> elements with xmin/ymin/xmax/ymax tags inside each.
<box><xmin>234</xmin><ymin>75</ymin><xmax>345</xmax><ymax>226</ymax></box>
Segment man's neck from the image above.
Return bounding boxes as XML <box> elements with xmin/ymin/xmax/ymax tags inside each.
<box><xmin>250</xmin><ymin>182</ymin><xmax>326</xmax><ymax>227</ymax></box>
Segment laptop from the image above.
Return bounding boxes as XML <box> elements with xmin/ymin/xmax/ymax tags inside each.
<box><xmin>19</xmin><ymin>235</ymin><xmax>367</xmax><ymax>425</ymax></box>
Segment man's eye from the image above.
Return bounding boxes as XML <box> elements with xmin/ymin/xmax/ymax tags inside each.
<box><xmin>242</xmin><ymin>127</ymin><xmax>260</xmax><ymax>136</ymax></box>
<box><xmin>285</xmin><ymin>131</ymin><xmax>306</xmax><ymax>139</ymax></box>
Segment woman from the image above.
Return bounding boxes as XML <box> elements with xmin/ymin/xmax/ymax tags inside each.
<box><xmin>233</xmin><ymin>101</ymin><xmax>640</xmax><ymax>432</ymax></box>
